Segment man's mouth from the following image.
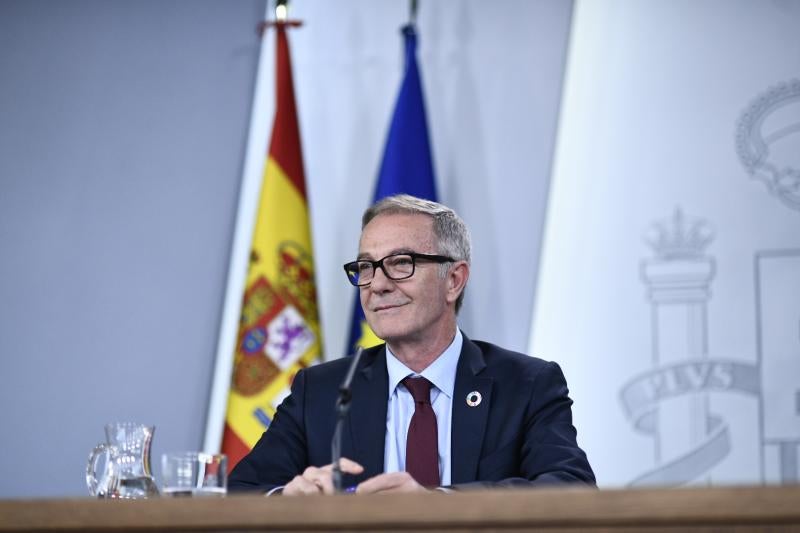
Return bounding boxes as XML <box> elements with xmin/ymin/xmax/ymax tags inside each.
<box><xmin>372</xmin><ymin>302</ymin><xmax>408</xmax><ymax>312</ymax></box>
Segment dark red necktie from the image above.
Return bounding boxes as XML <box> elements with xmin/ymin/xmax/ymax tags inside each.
<box><xmin>402</xmin><ymin>377</ymin><xmax>440</xmax><ymax>487</ymax></box>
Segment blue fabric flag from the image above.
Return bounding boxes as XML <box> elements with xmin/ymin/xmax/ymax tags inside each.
<box><xmin>346</xmin><ymin>24</ymin><xmax>438</xmax><ymax>353</ymax></box>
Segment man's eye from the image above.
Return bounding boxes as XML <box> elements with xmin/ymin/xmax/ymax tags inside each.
<box><xmin>389</xmin><ymin>256</ymin><xmax>413</xmax><ymax>267</ymax></box>
<box><xmin>357</xmin><ymin>262</ymin><xmax>372</xmax><ymax>273</ymax></box>
<box><xmin>394</xmin><ymin>255</ymin><xmax>414</xmax><ymax>270</ymax></box>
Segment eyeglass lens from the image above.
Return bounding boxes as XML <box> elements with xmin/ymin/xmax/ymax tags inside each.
<box><xmin>350</xmin><ymin>254</ymin><xmax>415</xmax><ymax>284</ymax></box>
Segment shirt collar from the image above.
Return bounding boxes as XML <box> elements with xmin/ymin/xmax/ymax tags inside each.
<box><xmin>385</xmin><ymin>329</ymin><xmax>462</xmax><ymax>400</ymax></box>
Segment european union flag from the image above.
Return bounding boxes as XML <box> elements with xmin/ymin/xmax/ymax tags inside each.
<box><xmin>346</xmin><ymin>24</ymin><xmax>438</xmax><ymax>353</ymax></box>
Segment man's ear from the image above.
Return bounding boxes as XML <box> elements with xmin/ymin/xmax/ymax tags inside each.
<box><xmin>446</xmin><ymin>261</ymin><xmax>469</xmax><ymax>305</ymax></box>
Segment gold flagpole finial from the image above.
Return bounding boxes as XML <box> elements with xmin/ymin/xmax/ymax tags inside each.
<box><xmin>276</xmin><ymin>0</ymin><xmax>288</xmax><ymax>22</ymax></box>
<box><xmin>257</xmin><ymin>0</ymin><xmax>301</xmax><ymax>35</ymax></box>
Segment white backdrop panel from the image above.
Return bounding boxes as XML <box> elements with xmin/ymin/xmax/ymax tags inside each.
<box><xmin>532</xmin><ymin>0</ymin><xmax>800</xmax><ymax>487</ymax></box>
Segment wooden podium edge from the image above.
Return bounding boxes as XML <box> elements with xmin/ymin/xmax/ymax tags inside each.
<box><xmin>1</xmin><ymin>485</ymin><xmax>799</xmax><ymax>531</ymax></box>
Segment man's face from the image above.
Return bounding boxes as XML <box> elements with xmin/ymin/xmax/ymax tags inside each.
<box><xmin>358</xmin><ymin>213</ymin><xmax>453</xmax><ymax>345</ymax></box>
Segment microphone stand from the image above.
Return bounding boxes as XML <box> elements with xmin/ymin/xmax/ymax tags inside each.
<box><xmin>331</xmin><ymin>347</ymin><xmax>364</xmax><ymax>493</ymax></box>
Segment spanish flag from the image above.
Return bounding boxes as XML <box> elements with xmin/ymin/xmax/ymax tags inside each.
<box><xmin>346</xmin><ymin>23</ymin><xmax>438</xmax><ymax>353</ymax></box>
<box><xmin>221</xmin><ymin>21</ymin><xmax>322</xmax><ymax>470</ymax></box>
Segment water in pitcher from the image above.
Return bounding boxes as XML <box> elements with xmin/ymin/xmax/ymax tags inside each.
<box><xmin>115</xmin><ymin>476</ymin><xmax>160</xmax><ymax>499</ymax></box>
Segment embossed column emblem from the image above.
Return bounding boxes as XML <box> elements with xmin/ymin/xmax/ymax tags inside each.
<box><xmin>621</xmin><ymin>210</ymin><xmax>760</xmax><ymax>486</ymax></box>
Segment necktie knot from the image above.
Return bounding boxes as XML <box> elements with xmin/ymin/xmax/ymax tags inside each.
<box><xmin>402</xmin><ymin>377</ymin><xmax>432</xmax><ymax>404</ymax></box>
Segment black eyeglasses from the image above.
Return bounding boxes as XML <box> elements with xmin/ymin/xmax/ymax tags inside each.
<box><xmin>343</xmin><ymin>252</ymin><xmax>454</xmax><ymax>287</ymax></box>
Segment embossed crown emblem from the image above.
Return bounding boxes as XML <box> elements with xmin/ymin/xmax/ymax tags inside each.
<box><xmin>645</xmin><ymin>208</ymin><xmax>714</xmax><ymax>260</ymax></box>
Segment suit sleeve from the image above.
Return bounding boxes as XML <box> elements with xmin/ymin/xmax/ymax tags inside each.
<box><xmin>516</xmin><ymin>361</ymin><xmax>596</xmax><ymax>486</ymax></box>
<box><xmin>228</xmin><ymin>369</ymin><xmax>310</xmax><ymax>493</ymax></box>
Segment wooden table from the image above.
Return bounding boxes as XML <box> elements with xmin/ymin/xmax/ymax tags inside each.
<box><xmin>1</xmin><ymin>485</ymin><xmax>799</xmax><ymax>532</ymax></box>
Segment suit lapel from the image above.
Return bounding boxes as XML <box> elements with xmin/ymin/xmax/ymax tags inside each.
<box><xmin>451</xmin><ymin>336</ymin><xmax>493</xmax><ymax>484</ymax></box>
<box><xmin>347</xmin><ymin>346</ymin><xmax>389</xmax><ymax>478</ymax></box>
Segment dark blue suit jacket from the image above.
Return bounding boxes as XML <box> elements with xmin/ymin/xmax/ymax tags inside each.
<box><xmin>229</xmin><ymin>335</ymin><xmax>595</xmax><ymax>491</ymax></box>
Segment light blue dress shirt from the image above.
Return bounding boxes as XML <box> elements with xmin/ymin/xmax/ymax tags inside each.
<box><xmin>383</xmin><ymin>329</ymin><xmax>462</xmax><ymax>486</ymax></box>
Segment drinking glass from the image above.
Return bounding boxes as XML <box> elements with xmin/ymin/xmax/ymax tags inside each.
<box><xmin>161</xmin><ymin>452</ymin><xmax>227</xmax><ymax>497</ymax></box>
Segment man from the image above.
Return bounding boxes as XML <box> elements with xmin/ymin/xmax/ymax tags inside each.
<box><xmin>229</xmin><ymin>194</ymin><xmax>595</xmax><ymax>494</ymax></box>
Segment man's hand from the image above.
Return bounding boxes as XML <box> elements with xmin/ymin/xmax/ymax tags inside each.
<box><xmin>355</xmin><ymin>471</ymin><xmax>429</xmax><ymax>494</ymax></box>
<box><xmin>283</xmin><ymin>457</ymin><xmax>364</xmax><ymax>496</ymax></box>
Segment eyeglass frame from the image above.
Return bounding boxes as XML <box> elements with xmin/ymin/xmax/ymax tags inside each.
<box><xmin>343</xmin><ymin>252</ymin><xmax>455</xmax><ymax>287</ymax></box>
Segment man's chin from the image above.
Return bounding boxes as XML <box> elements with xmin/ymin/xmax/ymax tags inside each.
<box><xmin>365</xmin><ymin>320</ymin><xmax>406</xmax><ymax>344</ymax></box>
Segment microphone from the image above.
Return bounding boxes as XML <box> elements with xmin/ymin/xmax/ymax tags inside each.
<box><xmin>331</xmin><ymin>347</ymin><xmax>364</xmax><ymax>493</ymax></box>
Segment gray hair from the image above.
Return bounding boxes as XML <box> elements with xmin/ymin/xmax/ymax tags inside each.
<box><xmin>362</xmin><ymin>194</ymin><xmax>471</xmax><ymax>312</ymax></box>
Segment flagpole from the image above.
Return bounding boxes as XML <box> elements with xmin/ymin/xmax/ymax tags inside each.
<box><xmin>202</xmin><ymin>3</ymin><xmax>277</xmax><ymax>455</ymax></box>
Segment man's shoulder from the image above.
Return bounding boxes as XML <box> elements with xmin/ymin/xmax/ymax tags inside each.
<box><xmin>300</xmin><ymin>344</ymin><xmax>385</xmax><ymax>381</ymax></box>
<box><xmin>468</xmin><ymin>338</ymin><xmax>555</xmax><ymax>376</ymax></box>
<box><xmin>465</xmin><ymin>339</ymin><xmax>570</xmax><ymax>398</ymax></box>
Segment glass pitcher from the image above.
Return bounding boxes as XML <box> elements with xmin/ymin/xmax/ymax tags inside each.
<box><xmin>86</xmin><ymin>422</ymin><xmax>159</xmax><ymax>498</ymax></box>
